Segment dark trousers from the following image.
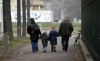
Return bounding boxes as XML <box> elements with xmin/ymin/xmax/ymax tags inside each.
<box><xmin>61</xmin><ymin>36</ymin><xmax>69</xmax><ymax>51</ymax></box>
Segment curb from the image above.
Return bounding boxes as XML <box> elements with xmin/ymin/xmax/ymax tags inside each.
<box><xmin>78</xmin><ymin>39</ymin><xmax>94</xmax><ymax>61</ymax></box>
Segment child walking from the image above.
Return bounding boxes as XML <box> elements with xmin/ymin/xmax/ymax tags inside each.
<box><xmin>40</xmin><ymin>30</ymin><xmax>48</xmax><ymax>52</ymax></box>
<box><xmin>49</xmin><ymin>27</ymin><xmax>59</xmax><ymax>52</ymax></box>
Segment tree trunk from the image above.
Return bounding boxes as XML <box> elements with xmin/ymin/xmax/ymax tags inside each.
<box><xmin>22</xmin><ymin>0</ymin><xmax>26</xmax><ymax>37</ymax></box>
<box><xmin>6</xmin><ymin>0</ymin><xmax>14</xmax><ymax>40</ymax></box>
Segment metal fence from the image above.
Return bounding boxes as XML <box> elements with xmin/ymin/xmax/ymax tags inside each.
<box><xmin>81</xmin><ymin>0</ymin><xmax>100</xmax><ymax>61</ymax></box>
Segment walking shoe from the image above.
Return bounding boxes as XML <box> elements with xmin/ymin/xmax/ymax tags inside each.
<box><xmin>62</xmin><ymin>48</ymin><xmax>65</xmax><ymax>51</ymax></box>
<box><xmin>54</xmin><ymin>50</ymin><xmax>56</xmax><ymax>52</ymax></box>
<box><xmin>43</xmin><ymin>51</ymin><xmax>46</xmax><ymax>52</ymax></box>
<box><xmin>51</xmin><ymin>49</ymin><xmax>53</xmax><ymax>52</ymax></box>
<box><xmin>51</xmin><ymin>47</ymin><xmax>53</xmax><ymax>52</ymax></box>
<box><xmin>65</xmin><ymin>49</ymin><xmax>67</xmax><ymax>52</ymax></box>
<box><xmin>62</xmin><ymin>46</ymin><xmax>65</xmax><ymax>51</ymax></box>
<box><xmin>36</xmin><ymin>47</ymin><xmax>38</xmax><ymax>51</ymax></box>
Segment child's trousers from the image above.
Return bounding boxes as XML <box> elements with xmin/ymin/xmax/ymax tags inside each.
<box><xmin>43</xmin><ymin>45</ymin><xmax>47</xmax><ymax>51</ymax></box>
<box><xmin>51</xmin><ymin>45</ymin><xmax>56</xmax><ymax>52</ymax></box>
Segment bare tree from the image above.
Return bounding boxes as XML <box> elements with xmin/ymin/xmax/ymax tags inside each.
<box><xmin>43</xmin><ymin>0</ymin><xmax>81</xmax><ymax>20</ymax></box>
<box><xmin>6</xmin><ymin>0</ymin><xmax>14</xmax><ymax>40</ymax></box>
<box><xmin>22</xmin><ymin>0</ymin><xmax>26</xmax><ymax>37</ymax></box>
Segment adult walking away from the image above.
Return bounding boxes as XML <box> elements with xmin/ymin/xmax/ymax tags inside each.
<box><xmin>58</xmin><ymin>17</ymin><xmax>74</xmax><ymax>52</ymax></box>
<box><xmin>27</xmin><ymin>18</ymin><xmax>41</xmax><ymax>53</ymax></box>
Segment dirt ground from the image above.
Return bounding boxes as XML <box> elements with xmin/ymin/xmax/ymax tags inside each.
<box><xmin>0</xmin><ymin>42</ymin><xmax>29</xmax><ymax>61</ymax></box>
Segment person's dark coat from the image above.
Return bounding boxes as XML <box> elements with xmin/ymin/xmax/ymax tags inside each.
<box><xmin>40</xmin><ymin>32</ymin><xmax>48</xmax><ymax>45</ymax></box>
<box><xmin>49</xmin><ymin>30</ymin><xmax>59</xmax><ymax>45</ymax></box>
<box><xmin>58</xmin><ymin>20</ymin><xmax>74</xmax><ymax>37</ymax></box>
<box><xmin>27</xmin><ymin>23</ymin><xmax>41</xmax><ymax>42</ymax></box>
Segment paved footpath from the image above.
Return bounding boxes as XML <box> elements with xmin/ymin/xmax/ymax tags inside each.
<box><xmin>6</xmin><ymin>36</ymin><xmax>83</xmax><ymax>61</ymax></box>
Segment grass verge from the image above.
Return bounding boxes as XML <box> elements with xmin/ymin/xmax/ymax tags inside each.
<box><xmin>0</xmin><ymin>37</ymin><xmax>30</xmax><ymax>46</ymax></box>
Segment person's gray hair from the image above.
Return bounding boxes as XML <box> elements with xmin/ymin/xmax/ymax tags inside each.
<box><xmin>65</xmin><ymin>17</ymin><xmax>69</xmax><ymax>20</ymax></box>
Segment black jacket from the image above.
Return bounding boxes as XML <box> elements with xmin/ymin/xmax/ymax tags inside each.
<box><xmin>58</xmin><ymin>20</ymin><xmax>74</xmax><ymax>37</ymax></box>
<box><xmin>27</xmin><ymin>23</ymin><xmax>41</xmax><ymax>42</ymax></box>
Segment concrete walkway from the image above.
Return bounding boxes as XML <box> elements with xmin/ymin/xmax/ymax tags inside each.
<box><xmin>6</xmin><ymin>36</ymin><xmax>83</xmax><ymax>61</ymax></box>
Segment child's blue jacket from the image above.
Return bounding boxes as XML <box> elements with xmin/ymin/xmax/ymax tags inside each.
<box><xmin>49</xmin><ymin>30</ymin><xmax>59</xmax><ymax>45</ymax></box>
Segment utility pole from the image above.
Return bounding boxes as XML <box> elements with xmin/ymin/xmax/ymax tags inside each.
<box><xmin>17</xmin><ymin>0</ymin><xmax>21</xmax><ymax>38</ymax></box>
<box><xmin>27</xmin><ymin>0</ymin><xmax>30</xmax><ymax>25</ymax></box>
<box><xmin>2</xmin><ymin>0</ymin><xmax>7</xmax><ymax>34</ymax></box>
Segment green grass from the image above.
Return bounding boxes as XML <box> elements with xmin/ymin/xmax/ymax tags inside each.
<box><xmin>0</xmin><ymin>37</ymin><xmax>30</xmax><ymax>46</ymax></box>
<box><xmin>13</xmin><ymin>37</ymin><xmax>30</xmax><ymax>44</ymax></box>
<box><xmin>12</xmin><ymin>22</ymin><xmax>81</xmax><ymax>32</ymax></box>
<box><xmin>41</xmin><ymin>22</ymin><xmax>81</xmax><ymax>32</ymax></box>
<box><xmin>0</xmin><ymin>41</ymin><xmax>13</xmax><ymax>46</ymax></box>
<box><xmin>42</xmin><ymin>22</ymin><xmax>60</xmax><ymax>28</ymax></box>
<box><xmin>12</xmin><ymin>22</ymin><xmax>17</xmax><ymax>28</ymax></box>
<box><xmin>72</xmin><ymin>23</ymin><xmax>81</xmax><ymax>28</ymax></box>
<box><xmin>72</xmin><ymin>23</ymin><xmax>81</xmax><ymax>31</ymax></box>
<box><xmin>9</xmin><ymin>42</ymin><xmax>13</xmax><ymax>46</ymax></box>
<box><xmin>0</xmin><ymin>22</ymin><xmax>81</xmax><ymax>29</ymax></box>
<box><xmin>0</xmin><ymin>22</ymin><xmax>81</xmax><ymax>34</ymax></box>
<box><xmin>42</xmin><ymin>22</ymin><xmax>81</xmax><ymax>29</ymax></box>
<box><xmin>0</xmin><ymin>42</ymin><xmax>3</xmax><ymax>46</ymax></box>
<box><xmin>9</xmin><ymin>37</ymin><xmax>30</xmax><ymax>46</ymax></box>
